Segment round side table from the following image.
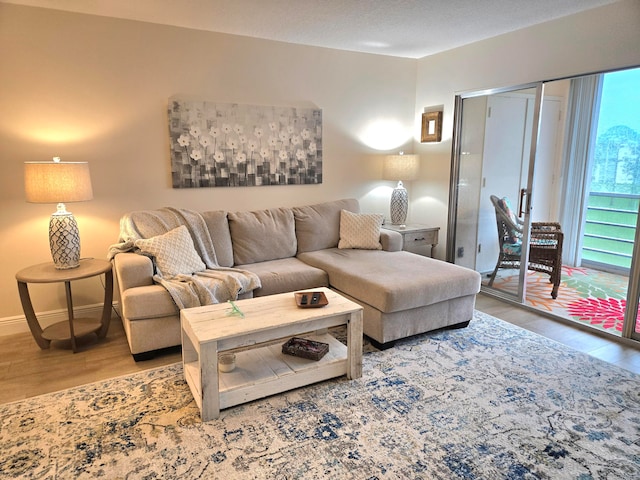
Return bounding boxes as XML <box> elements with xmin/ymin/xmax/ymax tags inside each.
<box><xmin>16</xmin><ymin>258</ymin><xmax>113</xmax><ymax>353</ymax></box>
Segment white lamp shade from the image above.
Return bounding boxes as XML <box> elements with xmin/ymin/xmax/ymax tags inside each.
<box><xmin>383</xmin><ymin>154</ymin><xmax>419</xmax><ymax>182</ymax></box>
<box><xmin>24</xmin><ymin>161</ymin><xmax>93</xmax><ymax>203</ymax></box>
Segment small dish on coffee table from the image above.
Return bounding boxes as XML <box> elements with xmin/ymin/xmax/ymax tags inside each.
<box><xmin>295</xmin><ymin>291</ymin><xmax>328</xmax><ymax>308</ymax></box>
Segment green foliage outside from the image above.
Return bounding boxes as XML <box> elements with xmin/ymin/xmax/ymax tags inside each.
<box><xmin>584</xmin><ymin>123</ymin><xmax>639</xmax><ymax>270</ymax></box>
<box><xmin>591</xmin><ymin>125</ymin><xmax>640</xmax><ymax>195</ymax></box>
<box><xmin>581</xmin><ymin>65</ymin><xmax>640</xmax><ymax>275</ymax></box>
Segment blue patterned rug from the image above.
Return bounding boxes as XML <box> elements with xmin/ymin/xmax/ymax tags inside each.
<box><xmin>2</xmin><ymin>311</ymin><xmax>640</xmax><ymax>479</ymax></box>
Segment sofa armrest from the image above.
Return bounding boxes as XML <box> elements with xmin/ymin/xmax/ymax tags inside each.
<box><xmin>113</xmin><ymin>252</ymin><xmax>154</xmax><ymax>292</ymax></box>
<box><xmin>380</xmin><ymin>229</ymin><xmax>403</xmax><ymax>251</ymax></box>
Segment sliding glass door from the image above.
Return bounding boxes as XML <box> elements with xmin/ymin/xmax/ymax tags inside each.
<box><xmin>449</xmin><ymin>83</ymin><xmax>544</xmax><ymax>303</ymax></box>
<box><xmin>558</xmin><ymin>68</ymin><xmax>640</xmax><ymax>339</ymax></box>
<box><xmin>449</xmin><ymin>66</ymin><xmax>640</xmax><ymax>344</ymax></box>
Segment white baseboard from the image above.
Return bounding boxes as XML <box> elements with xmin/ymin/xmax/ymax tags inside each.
<box><xmin>0</xmin><ymin>303</ymin><xmax>120</xmax><ymax>337</ymax></box>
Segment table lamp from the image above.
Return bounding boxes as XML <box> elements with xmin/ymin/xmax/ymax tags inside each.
<box><xmin>24</xmin><ymin>157</ymin><xmax>93</xmax><ymax>269</ymax></box>
<box><xmin>383</xmin><ymin>152</ymin><xmax>419</xmax><ymax>226</ymax></box>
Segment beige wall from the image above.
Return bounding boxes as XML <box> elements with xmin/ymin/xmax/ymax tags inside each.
<box><xmin>1</xmin><ymin>1</ymin><xmax>639</xmax><ymax>333</ymax></box>
<box><xmin>0</xmin><ymin>4</ymin><xmax>416</xmax><ymax>325</ymax></box>
<box><xmin>412</xmin><ymin>0</ymin><xmax>640</xmax><ymax>256</ymax></box>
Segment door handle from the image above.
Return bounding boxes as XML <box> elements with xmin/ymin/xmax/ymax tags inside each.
<box><xmin>518</xmin><ymin>188</ymin><xmax>531</xmax><ymax>217</ymax></box>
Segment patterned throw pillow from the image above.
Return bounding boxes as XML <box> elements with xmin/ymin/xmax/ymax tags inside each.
<box><xmin>338</xmin><ymin>210</ymin><xmax>384</xmax><ymax>250</ymax></box>
<box><xmin>500</xmin><ymin>197</ymin><xmax>519</xmax><ymax>225</ymax></box>
<box><xmin>498</xmin><ymin>197</ymin><xmax>521</xmax><ymax>245</ymax></box>
<box><xmin>134</xmin><ymin>225</ymin><xmax>206</xmax><ymax>277</ymax></box>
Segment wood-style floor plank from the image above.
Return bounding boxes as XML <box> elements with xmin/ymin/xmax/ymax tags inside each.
<box><xmin>0</xmin><ymin>315</ymin><xmax>180</xmax><ymax>404</ymax></box>
<box><xmin>475</xmin><ymin>294</ymin><xmax>640</xmax><ymax>374</ymax></box>
<box><xmin>1</xmin><ymin>295</ymin><xmax>639</xmax><ymax>405</ymax></box>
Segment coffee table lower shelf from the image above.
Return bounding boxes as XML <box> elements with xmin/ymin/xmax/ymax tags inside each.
<box><xmin>184</xmin><ymin>333</ymin><xmax>346</xmax><ymax>413</ymax></box>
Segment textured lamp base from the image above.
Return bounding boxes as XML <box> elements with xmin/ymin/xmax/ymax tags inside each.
<box><xmin>390</xmin><ymin>182</ymin><xmax>408</xmax><ymax>225</ymax></box>
<box><xmin>49</xmin><ymin>212</ymin><xmax>81</xmax><ymax>269</ymax></box>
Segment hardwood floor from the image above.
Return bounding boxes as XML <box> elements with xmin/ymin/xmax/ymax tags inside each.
<box><xmin>475</xmin><ymin>293</ymin><xmax>640</xmax><ymax>374</ymax></box>
<box><xmin>1</xmin><ymin>294</ymin><xmax>639</xmax><ymax>405</ymax></box>
<box><xmin>0</xmin><ymin>315</ymin><xmax>181</xmax><ymax>405</ymax></box>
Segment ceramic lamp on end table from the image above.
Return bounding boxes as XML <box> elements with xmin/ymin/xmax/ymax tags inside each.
<box><xmin>24</xmin><ymin>157</ymin><xmax>93</xmax><ymax>269</ymax></box>
<box><xmin>383</xmin><ymin>152</ymin><xmax>419</xmax><ymax>227</ymax></box>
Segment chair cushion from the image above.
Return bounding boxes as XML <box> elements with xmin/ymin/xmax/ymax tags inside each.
<box><xmin>498</xmin><ymin>197</ymin><xmax>518</xmax><ymax>224</ymax></box>
<box><xmin>502</xmin><ymin>242</ymin><xmax>522</xmax><ymax>255</ymax></box>
<box><xmin>498</xmin><ymin>197</ymin><xmax>520</xmax><ymax>243</ymax></box>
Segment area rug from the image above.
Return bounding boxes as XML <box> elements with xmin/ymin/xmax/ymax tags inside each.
<box><xmin>2</xmin><ymin>312</ymin><xmax>640</xmax><ymax>479</ymax></box>
<box><xmin>488</xmin><ymin>266</ymin><xmax>639</xmax><ymax>334</ymax></box>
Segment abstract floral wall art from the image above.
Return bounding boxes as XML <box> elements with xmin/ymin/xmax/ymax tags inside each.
<box><xmin>168</xmin><ymin>99</ymin><xmax>322</xmax><ymax>188</ymax></box>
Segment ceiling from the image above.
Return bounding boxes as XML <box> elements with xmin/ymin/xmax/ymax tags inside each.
<box><xmin>1</xmin><ymin>0</ymin><xmax>620</xmax><ymax>58</ymax></box>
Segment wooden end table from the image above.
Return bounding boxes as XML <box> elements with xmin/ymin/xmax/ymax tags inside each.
<box><xmin>181</xmin><ymin>287</ymin><xmax>363</xmax><ymax>421</ymax></box>
<box><xmin>383</xmin><ymin>224</ymin><xmax>439</xmax><ymax>257</ymax></box>
<box><xmin>16</xmin><ymin>258</ymin><xmax>113</xmax><ymax>353</ymax></box>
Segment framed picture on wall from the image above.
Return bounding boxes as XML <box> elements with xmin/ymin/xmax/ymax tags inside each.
<box><xmin>421</xmin><ymin>111</ymin><xmax>442</xmax><ymax>143</ymax></box>
<box><xmin>168</xmin><ymin>99</ymin><xmax>323</xmax><ymax>188</ymax></box>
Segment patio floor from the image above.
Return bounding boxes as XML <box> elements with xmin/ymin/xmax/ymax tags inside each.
<box><xmin>484</xmin><ymin>265</ymin><xmax>639</xmax><ymax>335</ymax></box>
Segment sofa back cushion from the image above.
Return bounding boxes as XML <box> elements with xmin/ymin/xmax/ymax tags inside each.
<box><xmin>228</xmin><ymin>207</ymin><xmax>297</xmax><ymax>265</ymax></box>
<box><xmin>293</xmin><ymin>198</ymin><xmax>360</xmax><ymax>253</ymax></box>
<box><xmin>200</xmin><ymin>210</ymin><xmax>234</xmax><ymax>267</ymax></box>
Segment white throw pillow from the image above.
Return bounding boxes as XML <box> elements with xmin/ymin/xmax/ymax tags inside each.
<box><xmin>338</xmin><ymin>210</ymin><xmax>383</xmax><ymax>250</ymax></box>
<box><xmin>134</xmin><ymin>225</ymin><xmax>206</xmax><ymax>277</ymax></box>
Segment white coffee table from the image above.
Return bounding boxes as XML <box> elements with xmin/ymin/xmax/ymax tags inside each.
<box><xmin>181</xmin><ymin>287</ymin><xmax>363</xmax><ymax>421</ymax></box>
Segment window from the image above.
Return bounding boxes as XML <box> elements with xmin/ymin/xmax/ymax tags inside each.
<box><xmin>591</xmin><ymin>68</ymin><xmax>640</xmax><ymax>194</ymax></box>
<box><xmin>583</xmin><ymin>67</ymin><xmax>640</xmax><ymax>270</ymax></box>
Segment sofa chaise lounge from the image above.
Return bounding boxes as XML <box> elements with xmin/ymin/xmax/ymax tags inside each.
<box><xmin>111</xmin><ymin>198</ymin><xmax>481</xmax><ymax>360</ymax></box>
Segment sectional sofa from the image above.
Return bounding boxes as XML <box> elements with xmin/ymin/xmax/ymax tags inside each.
<box><xmin>111</xmin><ymin>198</ymin><xmax>481</xmax><ymax>360</ymax></box>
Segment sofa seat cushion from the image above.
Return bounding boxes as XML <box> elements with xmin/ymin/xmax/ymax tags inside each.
<box><xmin>236</xmin><ymin>257</ymin><xmax>328</xmax><ymax>297</ymax></box>
<box><xmin>297</xmin><ymin>249</ymin><xmax>481</xmax><ymax>313</ymax></box>
<box><xmin>122</xmin><ymin>284</ymin><xmax>178</xmax><ymax>320</ymax></box>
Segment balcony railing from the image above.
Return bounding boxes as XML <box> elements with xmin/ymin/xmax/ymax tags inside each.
<box><xmin>582</xmin><ymin>192</ymin><xmax>638</xmax><ymax>271</ymax></box>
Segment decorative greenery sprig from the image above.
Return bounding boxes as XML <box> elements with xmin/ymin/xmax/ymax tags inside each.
<box><xmin>226</xmin><ymin>300</ymin><xmax>245</xmax><ymax>319</ymax></box>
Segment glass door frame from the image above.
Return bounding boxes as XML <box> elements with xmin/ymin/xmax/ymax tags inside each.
<box><xmin>448</xmin><ymin>82</ymin><xmax>545</xmax><ymax>303</ymax></box>
<box><xmin>623</xmin><ymin>219</ymin><xmax>640</xmax><ymax>340</ymax></box>
<box><xmin>448</xmin><ymin>67</ymin><xmax>640</xmax><ymax>344</ymax></box>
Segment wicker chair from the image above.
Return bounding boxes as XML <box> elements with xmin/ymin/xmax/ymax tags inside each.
<box><xmin>488</xmin><ymin>195</ymin><xmax>563</xmax><ymax>299</ymax></box>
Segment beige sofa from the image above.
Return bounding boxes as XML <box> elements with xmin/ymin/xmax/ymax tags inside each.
<box><xmin>112</xmin><ymin>198</ymin><xmax>481</xmax><ymax>360</ymax></box>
